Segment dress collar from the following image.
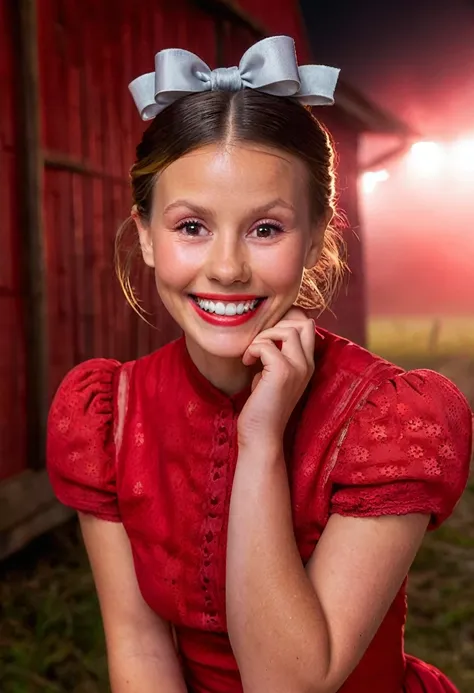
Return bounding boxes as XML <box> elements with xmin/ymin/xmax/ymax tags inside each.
<box><xmin>177</xmin><ymin>326</ymin><xmax>326</xmax><ymax>414</ymax></box>
<box><xmin>178</xmin><ymin>337</ymin><xmax>251</xmax><ymax>414</ymax></box>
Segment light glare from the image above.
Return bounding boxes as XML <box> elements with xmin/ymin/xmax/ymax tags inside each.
<box><xmin>362</xmin><ymin>170</ymin><xmax>390</xmax><ymax>194</ymax></box>
<box><xmin>408</xmin><ymin>141</ymin><xmax>445</xmax><ymax>177</ymax></box>
<box><xmin>450</xmin><ymin>138</ymin><xmax>474</xmax><ymax>174</ymax></box>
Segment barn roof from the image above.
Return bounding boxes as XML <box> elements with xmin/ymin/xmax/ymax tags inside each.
<box><xmin>194</xmin><ymin>0</ymin><xmax>416</xmax><ymax>137</ymax></box>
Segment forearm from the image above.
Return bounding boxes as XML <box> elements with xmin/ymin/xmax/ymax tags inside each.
<box><xmin>108</xmin><ymin>643</ymin><xmax>187</xmax><ymax>693</ymax></box>
<box><xmin>226</xmin><ymin>443</ymin><xmax>331</xmax><ymax>693</ymax></box>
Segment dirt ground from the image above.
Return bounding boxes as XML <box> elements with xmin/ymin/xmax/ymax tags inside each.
<box><xmin>1</xmin><ymin>317</ymin><xmax>473</xmax><ymax>693</ymax></box>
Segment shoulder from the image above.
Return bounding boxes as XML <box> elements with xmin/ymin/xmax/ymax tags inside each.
<box><xmin>300</xmin><ymin>329</ymin><xmax>400</xmax><ymax>430</ymax></box>
<box><xmin>312</xmin><ymin>328</ymin><xmax>400</xmax><ymax>392</ymax></box>
<box><xmin>339</xmin><ymin>366</ymin><xmax>472</xmax><ymax>447</ymax></box>
<box><xmin>329</xmin><ymin>365</ymin><xmax>473</xmax><ymax>529</ymax></box>
<box><xmin>52</xmin><ymin>356</ymin><xmax>121</xmax><ymax>397</ymax></box>
<box><xmin>46</xmin><ymin>338</ymin><xmax>186</xmax><ymax>508</ymax></box>
<box><xmin>47</xmin><ymin>358</ymin><xmax>123</xmax><ymax>521</ymax></box>
<box><xmin>48</xmin><ymin>358</ymin><xmax>122</xmax><ymax>435</ymax></box>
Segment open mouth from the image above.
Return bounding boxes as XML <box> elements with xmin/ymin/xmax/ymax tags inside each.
<box><xmin>189</xmin><ymin>295</ymin><xmax>266</xmax><ymax>316</ymax></box>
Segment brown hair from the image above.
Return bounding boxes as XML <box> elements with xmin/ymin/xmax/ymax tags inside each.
<box><xmin>115</xmin><ymin>89</ymin><xmax>346</xmax><ymax>316</ymax></box>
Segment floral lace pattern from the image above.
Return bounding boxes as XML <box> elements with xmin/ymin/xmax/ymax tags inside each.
<box><xmin>46</xmin><ymin>332</ymin><xmax>473</xmax><ymax>693</ymax></box>
<box><xmin>330</xmin><ymin>369</ymin><xmax>472</xmax><ymax>529</ymax></box>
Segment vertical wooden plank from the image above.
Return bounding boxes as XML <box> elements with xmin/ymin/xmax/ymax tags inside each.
<box><xmin>80</xmin><ymin>0</ymin><xmax>100</xmax><ymax>357</ymax></box>
<box><xmin>0</xmin><ymin>0</ymin><xmax>28</xmax><ymax>480</ymax></box>
<box><xmin>92</xmin><ymin>178</ymin><xmax>105</xmax><ymax>356</ymax></box>
<box><xmin>101</xmin><ymin>11</ymin><xmax>119</xmax><ymax>358</ymax></box>
<box><xmin>43</xmin><ymin>169</ymin><xmax>76</xmax><ymax>391</ymax></box>
<box><xmin>116</xmin><ymin>0</ymin><xmax>132</xmax><ymax>360</ymax></box>
<box><xmin>215</xmin><ymin>16</ymin><xmax>225</xmax><ymax>67</ymax></box>
<box><xmin>184</xmin><ymin>1</ymin><xmax>216</xmax><ymax>66</ymax></box>
<box><xmin>64</xmin><ymin>0</ymin><xmax>82</xmax><ymax>160</ymax></box>
<box><xmin>119</xmin><ymin>0</ymin><xmax>135</xmax><ymax>179</ymax></box>
<box><xmin>0</xmin><ymin>150</ymin><xmax>28</xmax><ymax>481</ymax></box>
<box><xmin>16</xmin><ymin>0</ymin><xmax>48</xmax><ymax>469</ymax></box>
<box><xmin>70</xmin><ymin>173</ymin><xmax>86</xmax><ymax>362</ymax></box>
<box><xmin>0</xmin><ymin>0</ymin><xmax>16</xmax><ymax>149</ymax></box>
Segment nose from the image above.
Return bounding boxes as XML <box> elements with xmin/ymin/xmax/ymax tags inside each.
<box><xmin>206</xmin><ymin>234</ymin><xmax>251</xmax><ymax>286</ymax></box>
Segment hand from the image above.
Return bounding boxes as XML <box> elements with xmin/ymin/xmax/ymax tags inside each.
<box><xmin>237</xmin><ymin>308</ymin><xmax>315</xmax><ymax>449</ymax></box>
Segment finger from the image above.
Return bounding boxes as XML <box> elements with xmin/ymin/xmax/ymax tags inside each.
<box><xmin>293</xmin><ymin>319</ymin><xmax>315</xmax><ymax>368</ymax></box>
<box><xmin>247</xmin><ymin>327</ymin><xmax>307</xmax><ymax>371</ymax></box>
<box><xmin>242</xmin><ymin>337</ymin><xmax>288</xmax><ymax>368</ymax></box>
<box><xmin>256</xmin><ymin>324</ymin><xmax>314</xmax><ymax>370</ymax></box>
<box><xmin>274</xmin><ymin>319</ymin><xmax>315</xmax><ymax>361</ymax></box>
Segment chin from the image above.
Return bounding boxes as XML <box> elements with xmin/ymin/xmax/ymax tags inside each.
<box><xmin>192</xmin><ymin>333</ymin><xmax>251</xmax><ymax>360</ymax></box>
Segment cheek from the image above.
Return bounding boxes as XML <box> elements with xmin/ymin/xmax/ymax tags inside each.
<box><xmin>253</xmin><ymin>241</ymin><xmax>306</xmax><ymax>292</ymax></box>
<box><xmin>152</xmin><ymin>235</ymin><xmax>203</xmax><ymax>290</ymax></box>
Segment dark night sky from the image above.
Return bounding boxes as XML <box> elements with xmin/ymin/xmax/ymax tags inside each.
<box><xmin>300</xmin><ymin>1</ymin><xmax>474</xmax><ymax>316</ymax></box>
<box><xmin>300</xmin><ymin>0</ymin><xmax>474</xmax><ymax>139</ymax></box>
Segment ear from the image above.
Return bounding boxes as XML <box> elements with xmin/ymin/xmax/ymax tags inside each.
<box><xmin>304</xmin><ymin>208</ymin><xmax>333</xmax><ymax>269</ymax></box>
<box><xmin>132</xmin><ymin>205</ymin><xmax>155</xmax><ymax>268</ymax></box>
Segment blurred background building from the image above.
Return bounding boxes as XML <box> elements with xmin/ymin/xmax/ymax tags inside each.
<box><xmin>0</xmin><ymin>2</ymin><xmax>472</xmax><ymax>691</ymax></box>
<box><xmin>0</xmin><ymin>0</ymin><xmax>413</xmax><ymax>558</ymax></box>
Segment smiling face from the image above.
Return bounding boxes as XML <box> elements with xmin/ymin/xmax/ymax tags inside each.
<box><xmin>135</xmin><ymin>142</ymin><xmax>323</xmax><ymax>360</ymax></box>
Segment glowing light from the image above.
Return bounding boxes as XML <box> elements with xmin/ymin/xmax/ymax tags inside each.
<box><xmin>408</xmin><ymin>141</ymin><xmax>445</xmax><ymax>177</ymax></box>
<box><xmin>450</xmin><ymin>138</ymin><xmax>474</xmax><ymax>175</ymax></box>
<box><xmin>361</xmin><ymin>170</ymin><xmax>390</xmax><ymax>194</ymax></box>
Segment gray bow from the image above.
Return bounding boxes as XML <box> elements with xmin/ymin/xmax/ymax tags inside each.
<box><xmin>129</xmin><ymin>35</ymin><xmax>340</xmax><ymax>121</ymax></box>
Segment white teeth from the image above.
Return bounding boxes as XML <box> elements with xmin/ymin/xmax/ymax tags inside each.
<box><xmin>195</xmin><ymin>297</ymin><xmax>262</xmax><ymax>315</ymax></box>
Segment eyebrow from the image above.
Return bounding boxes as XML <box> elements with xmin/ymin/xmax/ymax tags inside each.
<box><xmin>162</xmin><ymin>198</ymin><xmax>296</xmax><ymax>217</ymax></box>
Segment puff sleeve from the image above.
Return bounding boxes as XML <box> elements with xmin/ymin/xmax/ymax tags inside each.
<box><xmin>329</xmin><ymin>369</ymin><xmax>472</xmax><ymax>529</ymax></box>
<box><xmin>47</xmin><ymin>359</ymin><xmax>122</xmax><ymax>522</ymax></box>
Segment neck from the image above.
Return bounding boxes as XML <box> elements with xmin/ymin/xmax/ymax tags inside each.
<box><xmin>185</xmin><ymin>335</ymin><xmax>254</xmax><ymax>396</ymax></box>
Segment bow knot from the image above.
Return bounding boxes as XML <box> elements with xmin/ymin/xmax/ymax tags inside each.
<box><xmin>209</xmin><ymin>66</ymin><xmax>243</xmax><ymax>92</ymax></box>
<box><xmin>129</xmin><ymin>36</ymin><xmax>340</xmax><ymax>121</ymax></box>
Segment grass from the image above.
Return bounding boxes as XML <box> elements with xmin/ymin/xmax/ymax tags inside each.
<box><xmin>0</xmin><ymin>315</ymin><xmax>473</xmax><ymax>693</ymax></box>
<box><xmin>370</xmin><ymin>315</ymin><xmax>474</xmax><ymax>691</ymax></box>
<box><xmin>0</xmin><ymin>522</ymin><xmax>107</xmax><ymax>693</ymax></box>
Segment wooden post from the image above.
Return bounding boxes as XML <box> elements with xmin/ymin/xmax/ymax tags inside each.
<box><xmin>15</xmin><ymin>0</ymin><xmax>48</xmax><ymax>470</ymax></box>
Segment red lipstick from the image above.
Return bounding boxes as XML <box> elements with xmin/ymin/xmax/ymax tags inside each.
<box><xmin>188</xmin><ymin>295</ymin><xmax>266</xmax><ymax>327</ymax></box>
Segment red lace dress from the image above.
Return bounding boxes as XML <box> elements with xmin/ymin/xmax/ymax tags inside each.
<box><xmin>47</xmin><ymin>329</ymin><xmax>473</xmax><ymax>693</ymax></box>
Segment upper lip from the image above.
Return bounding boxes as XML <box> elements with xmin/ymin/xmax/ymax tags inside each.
<box><xmin>191</xmin><ymin>293</ymin><xmax>264</xmax><ymax>301</ymax></box>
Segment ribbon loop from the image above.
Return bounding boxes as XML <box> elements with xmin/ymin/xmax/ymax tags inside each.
<box><xmin>128</xmin><ymin>36</ymin><xmax>340</xmax><ymax>120</ymax></box>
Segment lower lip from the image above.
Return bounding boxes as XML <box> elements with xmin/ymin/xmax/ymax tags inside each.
<box><xmin>189</xmin><ymin>298</ymin><xmax>265</xmax><ymax>327</ymax></box>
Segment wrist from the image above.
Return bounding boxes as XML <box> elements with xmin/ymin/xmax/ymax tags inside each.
<box><xmin>237</xmin><ymin>436</ymin><xmax>284</xmax><ymax>460</ymax></box>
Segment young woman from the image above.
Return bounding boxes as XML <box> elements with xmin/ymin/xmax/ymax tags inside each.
<box><xmin>47</xmin><ymin>36</ymin><xmax>472</xmax><ymax>693</ymax></box>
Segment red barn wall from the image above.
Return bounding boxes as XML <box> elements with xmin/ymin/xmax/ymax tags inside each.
<box><xmin>0</xmin><ymin>1</ymin><xmax>28</xmax><ymax>481</ymax></box>
<box><xmin>0</xmin><ymin>0</ymin><xmax>365</xmax><ymax>487</ymax></box>
<box><xmin>38</xmin><ymin>0</ymin><xmax>218</xmax><ymax>400</ymax></box>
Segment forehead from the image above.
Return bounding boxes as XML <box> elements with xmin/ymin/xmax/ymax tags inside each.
<box><xmin>154</xmin><ymin>143</ymin><xmax>309</xmax><ymax>208</ymax></box>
